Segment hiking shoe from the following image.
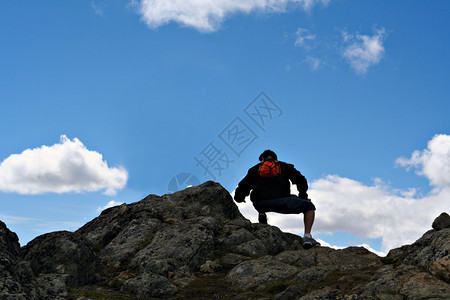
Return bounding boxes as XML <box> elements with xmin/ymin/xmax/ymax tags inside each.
<box><xmin>258</xmin><ymin>212</ymin><xmax>268</xmax><ymax>224</ymax></box>
<box><xmin>303</xmin><ymin>236</ymin><xmax>320</xmax><ymax>249</ymax></box>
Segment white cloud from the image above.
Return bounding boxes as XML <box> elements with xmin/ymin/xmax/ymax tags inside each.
<box><xmin>309</xmin><ymin>175</ymin><xmax>446</xmax><ymax>252</ymax></box>
<box><xmin>97</xmin><ymin>200</ymin><xmax>125</xmax><ymax>213</ymax></box>
<box><xmin>294</xmin><ymin>27</ymin><xmax>316</xmax><ymax>48</ymax></box>
<box><xmin>0</xmin><ymin>135</ymin><xmax>128</xmax><ymax>196</ymax></box>
<box><xmin>234</xmin><ymin>134</ymin><xmax>450</xmax><ymax>253</ymax></box>
<box><xmin>342</xmin><ymin>27</ymin><xmax>386</xmax><ymax>74</ymax></box>
<box><xmin>134</xmin><ymin>0</ymin><xmax>331</xmax><ymax>32</ymax></box>
<box><xmin>396</xmin><ymin>134</ymin><xmax>450</xmax><ymax>188</ymax></box>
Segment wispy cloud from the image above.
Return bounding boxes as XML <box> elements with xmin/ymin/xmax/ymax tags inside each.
<box><xmin>134</xmin><ymin>0</ymin><xmax>332</xmax><ymax>32</ymax></box>
<box><xmin>290</xmin><ymin>26</ymin><xmax>388</xmax><ymax>73</ymax></box>
<box><xmin>342</xmin><ymin>27</ymin><xmax>387</xmax><ymax>74</ymax></box>
<box><xmin>292</xmin><ymin>27</ymin><xmax>323</xmax><ymax>71</ymax></box>
<box><xmin>304</xmin><ymin>56</ymin><xmax>322</xmax><ymax>70</ymax></box>
<box><xmin>0</xmin><ymin>135</ymin><xmax>128</xmax><ymax>196</ymax></box>
<box><xmin>0</xmin><ymin>214</ymin><xmax>84</xmax><ymax>245</ymax></box>
<box><xmin>91</xmin><ymin>1</ymin><xmax>105</xmax><ymax>18</ymax></box>
<box><xmin>236</xmin><ymin>134</ymin><xmax>450</xmax><ymax>253</ymax></box>
<box><xmin>294</xmin><ymin>27</ymin><xmax>316</xmax><ymax>48</ymax></box>
<box><xmin>31</xmin><ymin>221</ymin><xmax>85</xmax><ymax>234</ymax></box>
<box><xmin>0</xmin><ymin>214</ymin><xmax>40</xmax><ymax>225</ymax></box>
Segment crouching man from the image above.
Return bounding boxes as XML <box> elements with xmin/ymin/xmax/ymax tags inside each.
<box><xmin>234</xmin><ymin>149</ymin><xmax>320</xmax><ymax>249</ymax></box>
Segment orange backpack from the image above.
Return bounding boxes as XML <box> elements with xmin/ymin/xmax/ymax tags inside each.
<box><xmin>258</xmin><ymin>160</ymin><xmax>281</xmax><ymax>177</ymax></box>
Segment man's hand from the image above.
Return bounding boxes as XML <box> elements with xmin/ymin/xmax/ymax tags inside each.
<box><xmin>234</xmin><ymin>195</ymin><xmax>246</xmax><ymax>203</ymax></box>
<box><xmin>299</xmin><ymin>192</ymin><xmax>309</xmax><ymax>200</ymax></box>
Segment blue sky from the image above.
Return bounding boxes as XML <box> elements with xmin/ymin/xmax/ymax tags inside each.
<box><xmin>1</xmin><ymin>0</ymin><xmax>449</xmax><ymax>254</ymax></box>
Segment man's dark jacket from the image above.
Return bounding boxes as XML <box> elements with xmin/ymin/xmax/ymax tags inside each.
<box><xmin>234</xmin><ymin>161</ymin><xmax>308</xmax><ymax>202</ymax></box>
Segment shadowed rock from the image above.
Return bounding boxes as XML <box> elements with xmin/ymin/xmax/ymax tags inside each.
<box><xmin>21</xmin><ymin>231</ymin><xmax>96</xmax><ymax>286</ymax></box>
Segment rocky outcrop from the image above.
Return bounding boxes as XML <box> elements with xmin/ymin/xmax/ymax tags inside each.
<box><xmin>21</xmin><ymin>231</ymin><xmax>96</xmax><ymax>287</ymax></box>
<box><xmin>363</xmin><ymin>212</ymin><xmax>450</xmax><ymax>299</ymax></box>
<box><xmin>0</xmin><ymin>220</ymin><xmax>32</xmax><ymax>299</ymax></box>
<box><xmin>0</xmin><ymin>221</ymin><xmax>68</xmax><ymax>299</ymax></box>
<box><xmin>0</xmin><ymin>182</ymin><xmax>448</xmax><ymax>299</ymax></box>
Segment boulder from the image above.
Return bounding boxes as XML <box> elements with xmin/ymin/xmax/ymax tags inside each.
<box><xmin>21</xmin><ymin>231</ymin><xmax>96</xmax><ymax>286</ymax></box>
<box><xmin>122</xmin><ymin>273</ymin><xmax>177</xmax><ymax>298</ymax></box>
<box><xmin>433</xmin><ymin>212</ymin><xmax>450</xmax><ymax>230</ymax></box>
<box><xmin>0</xmin><ymin>220</ymin><xmax>31</xmax><ymax>299</ymax></box>
<box><xmin>0</xmin><ymin>221</ymin><xmax>68</xmax><ymax>299</ymax></box>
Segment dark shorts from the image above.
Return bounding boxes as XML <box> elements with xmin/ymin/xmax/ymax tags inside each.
<box><xmin>253</xmin><ymin>195</ymin><xmax>316</xmax><ymax>214</ymax></box>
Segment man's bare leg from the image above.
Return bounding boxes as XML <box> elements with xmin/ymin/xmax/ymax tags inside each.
<box><xmin>304</xmin><ymin>210</ymin><xmax>315</xmax><ymax>235</ymax></box>
<box><xmin>302</xmin><ymin>210</ymin><xmax>320</xmax><ymax>248</ymax></box>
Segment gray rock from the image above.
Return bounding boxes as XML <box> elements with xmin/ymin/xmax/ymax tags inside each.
<box><xmin>399</xmin><ymin>271</ymin><xmax>450</xmax><ymax>299</ymax></box>
<box><xmin>254</xmin><ymin>225</ymin><xmax>304</xmax><ymax>255</ymax></box>
<box><xmin>216</xmin><ymin>227</ymin><xmax>256</xmax><ymax>249</ymax></box>
<box><xmin>275</xmin><ymin>250</ymin><xmax>317</xmax><ymax>269</ymax></box>
<box><xmin>122</xmin><ymin>273</ymin><xmax>177</xmax><ymax>298</ymax></box>
<box><xmin>364</xmin><ymin>215</ymin><xmax>450</xmax><ymax>299</ymax></box>
<box><xmin>34</xmin><ymin>274</ymin><xmax>68</xmax><ymax>300</ymax></box>
<box><xmin>129</xmin><ymin>223</ymin><xmax>214</xmax><ymax>277</ymax></box>
<box><xmin>293</xmin><ymin>267</ymin><xmax>330</xmax><ymax>284</ymax></box>
<box><xmin>384</xmin><ymin>227</ymin><xmax>449</xmax><ymax>281</ymax></box>
<box><xmin>361</xmin><ymin>264</ymin><xmax>415</xmax><ymax>299</ymax></box>
<box><xmin>98</xmin><ymin>218</ymin><xmax>162</xmax><ymax>270</ymax></box>
<box><xmin>0</xmin><ymin>221</ymin><xmax>35</xmax><ymax>299</ymax></box>
<box><xmin>200</xmin><ymin>260</ymin><xmax>222</xmax><ymax>273</ymax></box>
<box><xmin>432</xmin><ymin>212</ymin><xmax>450</xmax><ymax>230</ymax></box>
<box><xmin>21</xmin><ymin>230</ymin><xmax>96</xmax><ymax>286</ymax></box>
<box><xmin>274</xmin><ymin>284</ymin><xmax>308</xmax><ymax>300</ymax></box>
<box><xmin>226</xmin><ymin>255</ymin><xmax>299</xmax><ymax>291</ymax></box>
<box><xmin>299</xmin><ymin>287</ymin><xmax>343</xmax><ymax>300</ymax></box>
<box><xmin>361</xmin><ymin>264</ymin><xmax>450</xmax><ymax>299</ymax></box>
<box><xmin>234</xmin><ymin>238</ymin><xmax>268</xmax><ymax>257</ymax></box>
<box><xmin>215</xmin><ymin>253</ymin><xmax>249</xmax><ymax>265</ymax></box>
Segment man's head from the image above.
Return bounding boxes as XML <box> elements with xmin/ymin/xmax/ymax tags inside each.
<box><xmin>259</xmin><ymin>149</ymin><xmax>277</xmax><ymax>162</ymax></box>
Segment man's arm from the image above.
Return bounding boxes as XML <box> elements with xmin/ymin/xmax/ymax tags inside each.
<box><xmin>284</xmin><ymin>163</ymin><xmax>309</xmax><ymax>199</ymax></box>
<box><xmin>234</xmin><ymin>165</ymin><xmax>258</xmax><ymax>202</ymax></box>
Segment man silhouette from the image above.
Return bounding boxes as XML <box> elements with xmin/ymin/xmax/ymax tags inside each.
<box><xmin>234</xmin><ymin>150</ymin><xmax>320</xmax><ymax>248</ymax></box>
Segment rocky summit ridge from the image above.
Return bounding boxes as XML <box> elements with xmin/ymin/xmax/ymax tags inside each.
<box><xmin>1</xmin><ymin>181</ymin><xmax>449</xmax><ymax>299</ymax></box>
